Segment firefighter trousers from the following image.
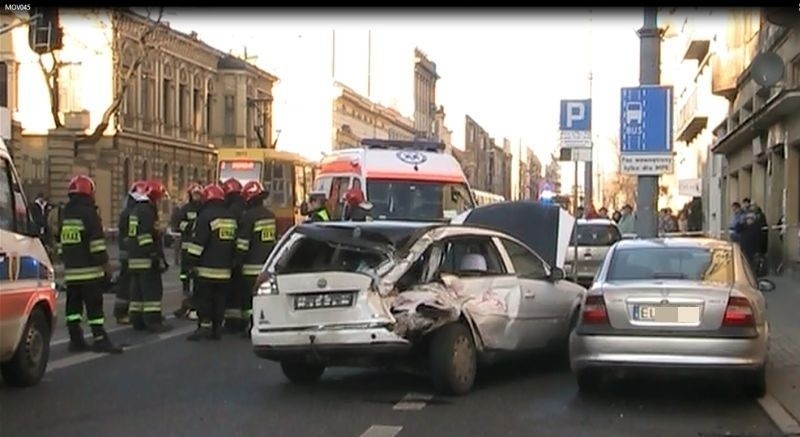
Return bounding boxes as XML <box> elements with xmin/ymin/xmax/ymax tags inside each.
<box><xmin>195</xmin><ymin>279</ymin><xmax>227</xmax><ymax>331</ymax></box>
<box><xmin>113</xmin><ymin>259</ymin><xmax>130</xmax><ymax>319</ymax></box>
<box><xmin>223</xmin><ymin>271</ymin><xmax>245</xmax><ymax>331</ymax></box>
<box><xmin>241</xmin><ymin>275</ymin><xmax>257</xmax><ymax>328</ymax></box>
<box><xmin>65</xmin><ymin>281</ymin><xmax>108</xmax><ymax>336</ymax></box>
<box><xmin>129</xmin><ymin>268</ymin><xmax>164</xmax><ymax>329</ymax></box>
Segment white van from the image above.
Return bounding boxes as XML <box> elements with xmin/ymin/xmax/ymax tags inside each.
<box><xmin>314</xmin><ymin>139</ymin><xmax>477</xmax><ymax>221</ymax></box>
<box><xmin>0</xmin><ymin>139</ymin><xmax>57</xmax><ymax>387</ymax></box>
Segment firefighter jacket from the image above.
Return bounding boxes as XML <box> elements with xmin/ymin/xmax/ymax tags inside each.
<box><xmin>309</xmin><ymin>207</ymin><xmax>330</xmax><ymax>222</ymax></box>
<box><xmin>174</xmin><ymin>200</ymin><xmax>202</xmax><ymax>251</ymax></box>
<box><xmin>117</xmin><ymin>195</ymin><xmax>136</xmax><ymax>261</ymax></box>
<box><xmin>185</xmin><ymin>199</ymin><xmax>238</xmax><ymax>281</ymax></box>
<box><xmin>58</xmin><ymin>194</ymin><xmax>109</xmax><ymax>284</ymax></box>
<box><xmin>125</xmin><ymin>199</ymin><xmax>161</xmax><ymax>272</ymax></box>
<box><xmin>226</xmin><ymin>194</ymin><xmax>246</xmax><ymax>221</ymax></box>
<box><xmin>236</xmin><ymin>204</ymin><xmax>277</xmax><ymax>277</ymax></box>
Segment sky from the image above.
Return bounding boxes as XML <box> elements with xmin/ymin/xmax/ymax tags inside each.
<box><xmin>164</xmin><ymin>9</ymin><xmax>643</xmax><ymax>192</ymax></box>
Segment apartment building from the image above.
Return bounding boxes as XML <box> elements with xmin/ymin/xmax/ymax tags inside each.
<box><xmin>332</xmin><ymin>81</ymin><xmax>415</xmax><ymax>150</ymax></box>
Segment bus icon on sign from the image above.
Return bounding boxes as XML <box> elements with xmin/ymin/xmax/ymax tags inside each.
<box><xmin>625</xmin><ymin>101</ymin><xmax>643</xmax><ymax>125</ymax></box>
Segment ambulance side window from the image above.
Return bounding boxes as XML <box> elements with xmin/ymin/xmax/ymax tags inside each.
<box><xmin>329</xmin><ymin>177</ymin><xmax>351</xmax><ymax>218</ymax></box>
<box><xmin>0</xmin><ymin>158</ymin><xmax>13</xmax><ymax>231</ymax></box>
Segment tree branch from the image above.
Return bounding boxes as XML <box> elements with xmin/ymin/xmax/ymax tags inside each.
<box><xmin>76</xmin><ymin>7</ymin><xmax>165</xmax><ymax>145</ymax></box>
<box><xmin>38</xmin><ymin>52</ymin><xmax>64</xmax><ymax>129</ymax></box>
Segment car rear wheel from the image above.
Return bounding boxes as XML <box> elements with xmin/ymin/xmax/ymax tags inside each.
<box><xmin>576</xmin><ymin>369</ymin><xmax>604</xmax><ymax>394</ymax></box>
<box><xmin>429</xmin><ymin>322</ymin><xmax>477</xmax><ymax>396</ymax></box>
<box><xmin>280</xmin><ymin>361</ymin><xmax>325</xmax><ymax>385</ymax></box>
<box><xmin>743</xmin><ymin>366</ymin><xmax>767</xmax><ymax>399</ymax></box>
<box><xmin>1</xmin><ymin>309</ymin><xmax>50</xmax><ymax>387</ymax></box>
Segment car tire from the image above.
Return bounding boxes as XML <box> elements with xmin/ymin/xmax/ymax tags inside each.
<box><xmin>1</xmin><ymin>309</ymin><xmax>50</xmax><ymax>387</ymax></box>
<box><xmin>429</xmin><ymin>322</ymin><xmax>477</xmax><ymax>396</ymax></box>
<box><xmin>280</xmin><ymin>361</ymin><xmax>325</xmax><ymax>385</ymax></box>
<box><xmin>576</xmin><ymin>369</ymin><xmax>603</xmax><ymax>394</ymax></box>
<box><xmin>743</xmin><ymin>366</ymin><xmax>767</xmax><ymax>399</ymax></box>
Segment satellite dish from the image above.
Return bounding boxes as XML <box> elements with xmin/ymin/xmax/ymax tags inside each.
<box><xmin>751</xmin><ymin>51</ymin><xmax>785</xmax><ymax>88</ymax></box>
<box><xmin>764</xmin><ymin>8</ymin><xmax>800</xmax><ymax>28</ymax></box>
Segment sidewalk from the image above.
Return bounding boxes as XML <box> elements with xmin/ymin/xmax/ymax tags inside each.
<box><xmin>763</xmin><ymin>274</ymin><xmax>800</xmax><ymax>434</ymax></box>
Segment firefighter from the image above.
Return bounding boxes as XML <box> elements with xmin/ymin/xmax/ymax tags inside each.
<box><xmin>236</xmin><ymin>181</ymin><xmax>276</xmax><ymax>338</ymax></box>
<box><xmin>185</xmin><ymin>183</ymin><xmax>238</xmax><ymax>341</ymax></box>
<box><xmin>343</xmin><ymin>187</ymin><xmax>373</xmax><ymax>222</ymax></box>
<box><xmin>221</xmin><ymin>177</ymin><xmax>246</xmax><ymax>333</ymax></box>
<box><xmin>171</xmin><ymin>182</ymin><xmax>204</xmax><ymax>319</ymax></box>
<box><xmin>306</xmin><ymin>191</ymin><xmax>331</xmax><ymax>222</ymax></box>
<box><xmin>59</xmin><ymin>175</ymin><xmax>123</xmax><ymax>354</ymax></box>
<box><xmin>127</xmin><ymin>180</ymin><xmax>172</xmax><ymax>333</ymax></box>
<box><xmin>114</xmin><ymin>180</ymin><xmax>148</xmax><ymax>325</ymax></box>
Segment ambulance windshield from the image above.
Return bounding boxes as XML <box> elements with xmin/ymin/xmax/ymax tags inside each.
<box><xmin>366</xmin><ymin>179</ymin><xmax>475</xmax><ymax>221</ymax></box>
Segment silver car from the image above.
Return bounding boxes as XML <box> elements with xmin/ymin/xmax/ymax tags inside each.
<box><xmin>569</xmin><ymin>238</ymin><xmax>775</xmax><ymax>398</ymax></box>
<box><xmin>565</xmin><ymin>219</ymin><xmax>622</xmax><ymax>287</ymax></box>
<box><xmin>251</xmin><ymin>219</ymin><xmax>584</xmax><ymax>395</ymax></box>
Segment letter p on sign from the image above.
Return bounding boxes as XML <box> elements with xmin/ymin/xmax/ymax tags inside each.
<box><xmin>559</xmin><ymin>99</ymin><xmax>592</xmax><ymax>131</ymax></box>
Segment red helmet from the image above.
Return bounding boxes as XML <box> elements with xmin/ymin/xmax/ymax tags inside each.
<box><xmin>242</xmin><ymin>181</ymin><xmax>266</xmax><ymax>202</ymax></box>
<box><xmin>202</xmin><ymin>184</ymin><xmax>225</xmax><ymax>202</ymax></box>
<box><xmin>221</xmin><ymin>177</ymin><xmax>243</xmax><ymax>195</ymax></box>
<box><xmin>344</xmin><ymin>187</ymin><xmax>365</xmax><ymax>206</ymax></box>
<box><xmin>68</xmin><ymin>175</ymin><xmax>95</xmax><ymax>197</ymax></box>
<box><xmin>186</xmin><ymin>182</ymin><xmax>203</xmax><ymax>196</ymax></box>
<box><xmin>129</xmin><ymin>180</ymin><xmax>148</xmax><ymax>194</ymax></box>
<box><xmin>146</xmin><ymin>179</ymin><xmax>168</xmax><ymax>203</ymax></box>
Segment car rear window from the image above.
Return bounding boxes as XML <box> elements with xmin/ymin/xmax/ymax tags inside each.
<box><xmin>570</xmin><ymin>224</ymin><xmax>621</xmax><ymax>247</ymax></box>
<box><xmin>274</xmin><ymin>235</ymin><xmax>388</xmax><ymax>275</ymax></box>
<box><xmin>606</xmin><ymin>247</ymin><xmax>733</xmax><ymax>284</ymax></box>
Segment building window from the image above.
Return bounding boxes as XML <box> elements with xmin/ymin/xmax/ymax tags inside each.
<box><xmin>177</xmin><ymin>165</ymin><xmax>185</xmax><ymax>191</ymax></box>
<box><xmin>0</xmin><ymin>62</ymin><xmax>7</xmax><ymax>107</ymax></box>
<box><xmin>224</xmin><ymin>94</ymin><xmax>235</xmax><ymax>138</ymax></box>
<box><xmin>122</xmin><ymin>158</ymin><xmax>131</xmax><ymax>192</ymax></box>
<box><xmin>193</xmin><ymin>88</ymin><xmax>202</xmax><ymax>136</ymax></box>
<box><xmin>162</xmin><ymin>78</ymin><xmax>174</xmax><ymax>135</ymax></box>
<box><xmin>179</xmin><ymin>83</ymin><xmax>189</xmax><ymax>136</ymax></box>
<box><xmin>58</xmin><ymin>63</ymin><xmax>83</xmax><ymax>113</ymax></box>
<box><xmin>192</xmin><ymin>167</ymin><xmax>199</xmax><ymax>181</ymax></box>
<box><xmin>141</xmin><ymin>74</ymin><xmax>155</xmax><ymax>132</ymax></box>
<box><xmin>141</xmin><ymin>160</ymin><xmax>149</xmax><ymax>180</ymax></box>
<box><xmin>162</xmin><ymin>162</ymin><xmax>171</xmax><ymax>188</ymax></box>
<box><xmin>206</xmin><ymin>92</ymin><xmax>214</xmax><ymax>135</ymax></box>
<box><xmin>246</xmin><ymin>103</ymin><xmax>254</xmax><ymax>146</ymax></box>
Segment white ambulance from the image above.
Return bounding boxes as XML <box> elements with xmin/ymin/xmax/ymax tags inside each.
<box><xmin>0</xmin><ymin>139</ymin><xmax>57</xmax><ymax>387</ymax></box>
<box><xmin>313</xmin><ymin>139</ymin><xmax>477</xmax><ymax>221</ymax></box>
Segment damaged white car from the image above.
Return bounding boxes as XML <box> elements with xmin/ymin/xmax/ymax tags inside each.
<box><xmin>251</xmin><ymin>202</ymin><xmax>584</xmax><ymax>395</ymax></box>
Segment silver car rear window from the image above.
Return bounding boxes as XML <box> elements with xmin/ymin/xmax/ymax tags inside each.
<box><xmin>570</xmin><ymin>224</ymin><xmax>621</xmax><ymax>247</ymax></box>
<box><xmin>606</xmin><ymin>247</ymin><xmax>734</xmax><ymax>284</ymax></box>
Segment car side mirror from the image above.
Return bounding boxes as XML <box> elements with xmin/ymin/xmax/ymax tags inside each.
<box><xmin>757</xmin><ymin>278</ymin><xmax>776</xmax><ymax>293</ymax></box>
<box><xmin>550</xmin><ymin>267</ymin><xmax>565</xmax><ymax>282</ymax></box>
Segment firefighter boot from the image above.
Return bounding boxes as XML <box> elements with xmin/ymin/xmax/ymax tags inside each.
<box><xmin>90</xmin><ymin>327</ymin><xmax>124</xmax><ymax>354</ymax></box>
<box><xmin>145</xmin><ymin>313</ymin><xmax>173</xmax><ymax>333</ymax></box>
<box><xmin>211</xmin><ymin>321</ymin><xmax>223</xmax><ymax>341</ymax></box>
<box><xmin>187</xmin><ymin>323</ymin><xmax>212</xmax><ymax>342</ymax></box>
<box><xmin>67</xmin><ymin>324</ymin><xmax>91</xmax><ymax>353</ymax></box>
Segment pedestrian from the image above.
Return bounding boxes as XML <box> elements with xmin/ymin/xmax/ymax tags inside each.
<box><xmin>114</xmin><ymin>180</ymin><xmax>148</xmax><ymax>325</ymax></box>
<box><xmin>598</xmin><ymin>206</ymin><xmax>609</xmax><ymax>219</ymax></box>
<box><xmin>729</xmin><ymin>202</ymin><xmax>744</xmax><ymax>242</ymax></box>
<box><xmin>735</xmin><ymin>210</ymin><xmax>762</xmax><ymax>275</ymax></box>
<box><xmin>126</xmin><ymin>180</ymin><xmax>172</xmax><ymax>333</ymax></box>
<box><xmin>221</xmin><ymin>178</ymin><xmax>246</xmax><ymax>333</ymax></box>
<box><xmin>305</xmin><ymin>191</ymin><xmax>331</xmax><ymax>222</ymax></box>
<box><xmin>171</xmin><ymin>182</ymin><xmax>204</xmax><ymax>319</ymax></box>
<box><xmin>617</xmin><ymin>204</ymin><xmax>635</xmax><ymax>235</ymax></box>
<box><xmin>611</xmin><ymin>210</ymin><xmax>622</xmax><ymax>224</ymax></box>
<box><xmin>185</xmin><ymin>183</ymin><xmax>239</xmax><ymax>341</ymax></box>
<box><xmin>59</xmin><ymin>175</ymin><xmax>123</xmax><ymax>354</ymax></box>
<box><xmin>343</xmin><ymin>187</ymin><xmax>373</xmax><ymax>222</ymax></box>
<box><xmin>678</xmin><ymin>210</ymin><xmax>689</xmax><ymax>233</ymax></box>
<box><xmin>235</xmin><ymin>181</ymin><xmax>277</xmax><ymax>338</ymax></box>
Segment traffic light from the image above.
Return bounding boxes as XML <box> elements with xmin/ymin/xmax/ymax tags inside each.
<box><xmin>28</xmin><ymin>8</ymin><xmax>63</xmax><ymax>54</ymax></box>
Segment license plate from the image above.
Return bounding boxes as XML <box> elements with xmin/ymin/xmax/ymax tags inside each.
<box><xmin>632</xmin><ymin>305</ymin><xmax>700</xmax><ymax>323</ymax></box>
<box><xmin>294</xmin><ymin>292</ymin><xmax>355</xmax><ymax>310</ymax></box>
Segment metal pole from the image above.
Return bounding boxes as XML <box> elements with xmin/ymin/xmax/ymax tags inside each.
<box><xmin>573</xmin><ymin>160</ymin><xmax>580</xmax><ymax>282</ymax></box>
<box><xmin>584</xmin><ymin>9</ymin><xmax>594</xmax><ymax>213</ymax></box>
<box><xmin>636</xmin><ymin>7</ymin><xmax>661</xmax><ymax>238</ymax></box>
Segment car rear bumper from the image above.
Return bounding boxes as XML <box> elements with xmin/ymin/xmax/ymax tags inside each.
<box><xmin>569</xmin><ymin>331</ymin><xmax>768</xmax><ymax>373</ymax></box>
<box><xmin>252</xmin><ymin>325</ymin><xmax>411</xmax><ymax>362</ymax></box>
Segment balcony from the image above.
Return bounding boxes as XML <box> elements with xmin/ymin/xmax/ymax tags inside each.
<box><xmin>676</xmin><ymin>86</ymin><xmax>708</xmax><ymax>143</ymax></box>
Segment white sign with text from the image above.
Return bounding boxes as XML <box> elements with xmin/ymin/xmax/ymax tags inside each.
<box><xmin>620</xmin><ymin>154</ymin><xmax>674</xmax><ymax>175</ymax></box>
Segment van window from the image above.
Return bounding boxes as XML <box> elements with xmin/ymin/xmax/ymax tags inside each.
<box><xmin>0</xmin><ymin>159</ymin><xmax>13</xmax><ymax>231</ymax></box>
<box><xmin>9</xmin><ymin>165</ymin><xmax>29</xmax><ymax>235</ymax></box>
<box><xmin>328</xmin><ymin>176</ymin><xmax>351</xmax><ymax>218</ymax></box>
<box><xmin>366</xmin><ymin>179</ymin><xmax>474</xmax><ymax>221</ymax></box>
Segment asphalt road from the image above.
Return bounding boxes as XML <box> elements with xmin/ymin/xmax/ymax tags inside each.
<box><xmin>0</xmin><ymin>273</ymin><xmax>783</xmax><ymax>437</ymax></box>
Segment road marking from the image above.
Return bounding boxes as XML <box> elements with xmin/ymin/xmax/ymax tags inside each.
<box><xmin>359</xmin><ymin>425</ymin><xmax>403</xmax><ymax>437</ymax></box>
<box><xmin>758</xmin><ymin>393</ymin><xmax>800</xmax><ymax>436</ymax></box>
<box><xmin>46</xmin><ymin>324</ymin><xmax>195</xmax><ymax>374</ymax></box>
<box><xmin>392</xmin><ymin>392</ymin><xmax>433</xmax><ymax>411</ymax></box>
<box><xmin>51</xmin><ymin>314</ymin><xmax>179</xmax><ymax>346</ymax></box>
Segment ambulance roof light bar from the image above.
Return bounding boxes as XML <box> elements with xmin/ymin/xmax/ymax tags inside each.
<box><xmin>360</xmin><ymin>139</ymin><xmax>446</xmax><ymax>153</ymax></box>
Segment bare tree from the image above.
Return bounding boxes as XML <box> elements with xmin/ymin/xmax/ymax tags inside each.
<box><xmin>36</xmin><ymin>8</ymin><xmax>166</xmax><ymax>143</ymax></box>
<box><xmin>602</xmin><ymin>137</ymin><xmax>637</xmax><ymax>210</ymax></box>
<box><xmin>545</xmin><ymin>152</ymin><xmax>561</xmax><ymax>186</ymax></box>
